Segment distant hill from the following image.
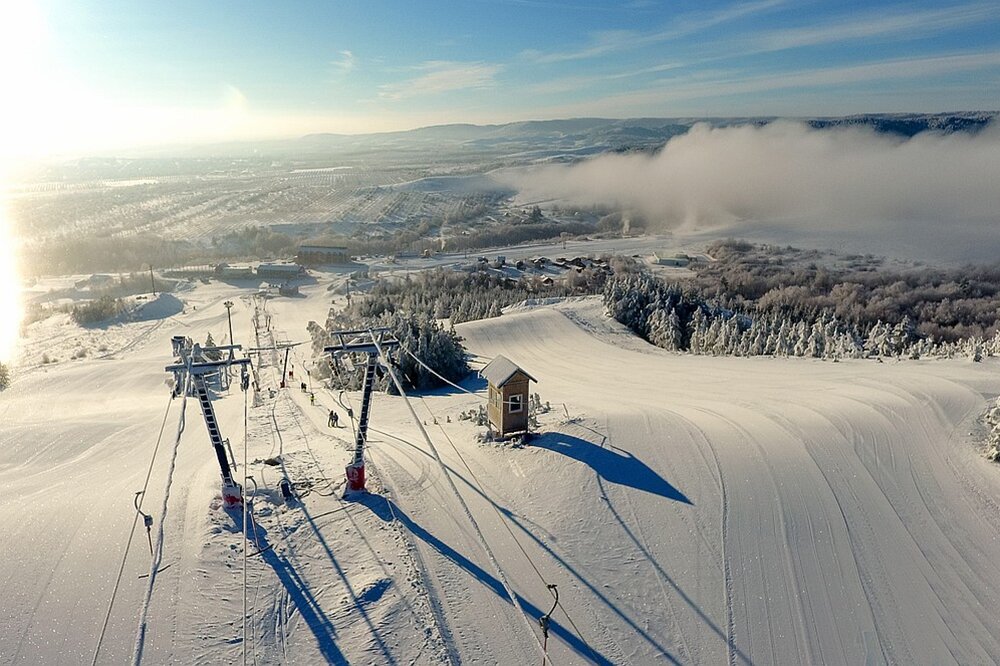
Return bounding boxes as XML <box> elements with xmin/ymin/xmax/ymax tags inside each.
<box><xmin>107</xmin><ymin>112</ymin><xmax>998</xmax><ymax>162</ymax></box>
<box><xmin>279</xmin><ymin>112</ymin><xmax>1000</xmax><ymax>156</ymax></box>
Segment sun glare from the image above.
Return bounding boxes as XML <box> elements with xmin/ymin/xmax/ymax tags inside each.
<box><xmin>0</xmin><ymin>187</ymin><xmax>21</xmax><ymax>366</ymax></box>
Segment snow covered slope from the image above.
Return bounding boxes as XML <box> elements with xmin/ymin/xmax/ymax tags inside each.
<box><xmin>0</xmin><ymin>283</ymin><xmax>446</xmax><ymax>665</ymax></box>
<box><xmin>367</xmin><ymin>297</ymin><xmax>1000</xmax><ymax>664</ymax></box>
<box><xmin>5</xmin><ymin>280</ymin><xmax>1000</xmax><ymax>665</ymax></box>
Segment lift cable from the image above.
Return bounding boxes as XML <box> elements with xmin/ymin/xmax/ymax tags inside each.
<box><xmin>90</xmin><ymin>391</ymin><xmax>175</xmax><ymax>666</ymax></box>
<box><xmin>370</xmin><ymin>334</ymin><xmax>552</xmax><ymax>665</ymax></box>
<box><xmin>415</xmin><ymin>393</ymin><xmax>594</xmax><ymax>656</ymax></box>
<box><xmin>131</xmin><ymin>371</ymin><xmax>192</xmax><ymax>666</ymax></box>
<box><xmin>399</xmin><ymin>345</ymin><xmax>486</xmax><ymax>401</ymax></box>
<box><xmin>242</xmin><ymin>385</ymin><xmax>249</xmax><ymax>666</ymax></box>
<box><xmin>403</xmin><ymin>346</ymin><xmax>595</xmax><ymax>656</ymax></box>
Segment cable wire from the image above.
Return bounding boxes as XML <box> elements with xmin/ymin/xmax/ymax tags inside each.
<box><xmin>401</xmin><ymin>341</ymin><xmax>599</xmax><ymax>657</ymax></box>
<box><xmin>131</xmin><ymin>371</ymin><xmax>191</xmax><ymax>666</ymax></box>
<box><xmin>243</xmin><ymin>385</ymin><xmax>249</xmax><ymax>666</ymax></box>
<box><xmin>400</xmin><ymin>346</ymin><xmax>485</xmax><ymax>400</ymax></box>
<box><xmin>370</xmin><ymin>334</ymin><xmax>552</xmax><ymax>665</ymax></box>
<box><xmin>416</xmin><ymin>394</ymin><xmax>595</xmax><ymax>654</ymax></box>
<box><xmin>91</xmin><ymin>392</ymin><xmax>175</xmax><ymax>666</ymax></box>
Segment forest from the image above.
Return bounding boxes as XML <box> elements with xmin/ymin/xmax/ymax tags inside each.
<box><xmin>343</xmin><ymin>266</ymin><xmax>613</xmax><ymax>324</ymax></box>
<box><xmin>691</xmin><ymin>240</ymin><xmax>1000</xmax><ymax>341</ymax></box>
<box><xmin>306</xmin><ymin>264</ymin><xmax>621</xmax><ymax>391</ymax></box>
<box><xmin>606</xmin><ymin>241</ymin><xmax>1000</xmax><ymax>360</ymax></box>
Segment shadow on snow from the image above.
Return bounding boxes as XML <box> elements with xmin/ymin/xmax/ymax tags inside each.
<box><xmin>532</xmin><ymin>431</ymin><xmax>693</xmax><ymax>505</ymax></box>
<box><xmin>226</xmin><ymin>507</ymin><xmax>348</xmax><ymax>665</ymax></box>
<box><xmin>357</xmin><ymin>493</ymin><xmax>618</xmax><ymax>666</ymax></box>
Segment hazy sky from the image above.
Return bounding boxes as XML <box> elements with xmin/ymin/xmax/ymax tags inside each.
<box><xmin>3</xmin><ymin>0</ymin><xmax>1000</xmax><ymax>156</ymax></box>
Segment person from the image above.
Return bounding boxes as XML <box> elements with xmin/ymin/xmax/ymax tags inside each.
<box><xmin>309</xmin><ymin>392</ymin><xmax>315</xmax><ymax>405</ymax></box>
<box><xmin>329</xmin><ymin>410</ymin><xmax>338</xmax><ymax>428</ymax></box>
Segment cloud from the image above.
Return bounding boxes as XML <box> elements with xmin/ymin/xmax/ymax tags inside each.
<box><xmin>522</xmin><ymin>61</ymin><xmax>684</xmax><ymax>95</ymax></box>
<box><xmin>332</xmin><ymin>50</ymin><xmax>356</xmax><ymax>73</ymax></box>
<box><xmin>751</xmin><ymin>3</ymin><xmax>1000</xmax><ymax>53</ymax></box>
<box><xmin>378</xmin><ymin>61</ymin><xmax>503</xmax><ymax>100</ymax></box>
<box><xmin>529</xmin><ymin>50</ymin><xmax>1000</xmax><ymax>118</ymax></box>
<box><xmin>502</xmin><ymin>121</ymin><xmax>1000</xmax><ymax>260</ymax></box>
<box><xmin>523</xmin><ymin>0</ymin><xmax>784</xmax><ymax>63</ymax></box>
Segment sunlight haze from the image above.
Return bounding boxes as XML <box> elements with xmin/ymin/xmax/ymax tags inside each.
<box><xmin>4</xmin><ymin>0</ymin><xmax>1000</xmax><ymax>157</ymax></box>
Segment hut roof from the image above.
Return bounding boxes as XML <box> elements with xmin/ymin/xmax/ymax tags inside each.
<box><xmin>480</xmin><ymin>355</ymin><xmax>537</xmax><ymax>387</ymax></box>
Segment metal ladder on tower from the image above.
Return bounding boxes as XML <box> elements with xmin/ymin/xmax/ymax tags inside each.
<box><xmin>166</xmin><ymin>341</ymin><xmax>249</xmax><ymax>508</ymax></box>
<box><xmin>346</xmin><ymin>354</ymin><xmax>379</xmax><ymax>490</ymax></box>
<box><xmin>325</xmin><ymin>328</ymin><xmax>399</xmax><ymax>493</ymax></box>
<box><xmin>192</xmin><ymin>375</ymin><xmax>239</xmax><ymax>503</ymax></box>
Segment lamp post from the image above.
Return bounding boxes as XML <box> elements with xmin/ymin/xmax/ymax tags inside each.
<box><xmin>223</xmin><ymin>300</ymin><xmax>234</xmax><ymax>361</ymax></box>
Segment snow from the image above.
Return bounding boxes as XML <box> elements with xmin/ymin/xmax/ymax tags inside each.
<box><xmin>5</xmin><ymin>275</ymin><xmax>1000</xmax><ymax>664</ymax></box>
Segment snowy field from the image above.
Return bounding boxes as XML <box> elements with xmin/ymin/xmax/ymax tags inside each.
<box><xmin>4</xmin><ymin>274</ymin><xmax>1000</xmax><ymax>664</ymax></box>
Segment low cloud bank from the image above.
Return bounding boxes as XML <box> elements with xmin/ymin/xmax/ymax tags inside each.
<box><xmin>505</xmin><ymin>121</ymin><xmax>1000</xmax><ymax>259</ymax></box>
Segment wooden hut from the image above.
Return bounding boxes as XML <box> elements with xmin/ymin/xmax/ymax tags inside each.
<box><xmin>480</xmin><ymin>355</ymin><xmax>537</xmax><ymax>438</ymax></box>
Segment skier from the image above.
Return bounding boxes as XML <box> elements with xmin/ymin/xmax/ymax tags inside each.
<box><xmin>328</xmin><ymin>410</ymin><xmax>339</xmax><ymax>428</ymax></box>
<box><xmin>309</xmin><ymin>392</ymin><xmax>315</xmax><ymax>405</ymax></box>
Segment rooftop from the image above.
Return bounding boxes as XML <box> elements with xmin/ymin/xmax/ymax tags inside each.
<box><xmin>480</xmin><ymin>354</ymin><xmax>537</xmax><ymax>387</ymax></box>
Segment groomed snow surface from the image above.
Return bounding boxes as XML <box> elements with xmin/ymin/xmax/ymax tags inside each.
<box><xmin>4</xmin><ymin>280</ymin><xmax>1000</xmax><ymax>665</ymax></box>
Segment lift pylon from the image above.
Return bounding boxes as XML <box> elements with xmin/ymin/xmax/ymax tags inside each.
<box><xmin>166</xmin><ymin>339</ymin><xmax>251</xmax><ymax>507</ymax></box>
<box><xmin>324</xmin><ymin>328</ymin><xmax>399</xmax><ymax>493</ymax></box>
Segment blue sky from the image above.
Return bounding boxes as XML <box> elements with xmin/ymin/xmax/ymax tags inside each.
<box><xmin>4</xmin><ymin>0</ymin><xmax>1000</xmax><ymax>154</ymax></box>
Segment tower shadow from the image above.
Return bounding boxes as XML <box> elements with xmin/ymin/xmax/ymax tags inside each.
<box><xmin>226</xmin><ymin>506</ymin><xmax>347</xmax><ymax>665</ymax></box>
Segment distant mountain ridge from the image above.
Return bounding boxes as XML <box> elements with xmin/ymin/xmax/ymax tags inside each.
<box><xmin>289</xmin><ymin>112</ymin><xmax>998</xmax><ymax>156</ymax></box>
<box><xmin>111</xmin><ymin>112</ymin><xmax>998</xmax><ymax>161</ymax></box>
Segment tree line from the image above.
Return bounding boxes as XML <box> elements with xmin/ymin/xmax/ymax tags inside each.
<box><xmin>691</xmin><ymin>240</ymin><xmax>1000</xmax><ymax>342</ymax></box>
<box><xmin>348</xmin><ymin>267</ymin><xmax>610</xmax><ymax>325</ymax></box>
<box><xmin>605</xmin><ymin>270</ymin><xmax>998</xmax><ymax>361</ymax></box>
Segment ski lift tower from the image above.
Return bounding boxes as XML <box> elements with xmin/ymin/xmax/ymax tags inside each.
<box><xmin>324</xmin><ymin>328</ymin><xmax>399</xmax><ymax>493</ymax></box>
<box><xmin>166</xmin><ymin>337</ymin><xmax>251</xmax><ymax>507</ymax></box>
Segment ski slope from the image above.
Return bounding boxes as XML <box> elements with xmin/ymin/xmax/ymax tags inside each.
<box><xmin>5</xmin><ymin>278</ymin><xmax>1000</xmax><ymax>665</ymax></box>
<box><xmin>436</xmin><ymin>299</ymin><xmax>1000</xmax><ymax>664</ymax></box>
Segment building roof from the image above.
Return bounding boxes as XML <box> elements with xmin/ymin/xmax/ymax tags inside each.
<box><xmin>480</xmin><ymin>355</ymin><xmax>537</xmax><ymax>387</ymax></box>
<box><xmin>257</xmin><ymin>262</ymin><xmax>303</xmax><ymax>273</ymax></box>
<box><xmin>299</xmin><ymin>243</ymin><xmax>349</xmax><ymax>251</ymax></box>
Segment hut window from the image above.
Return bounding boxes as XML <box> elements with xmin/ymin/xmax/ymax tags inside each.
<box><xmin>508</xmin><ymin>394</ymin><xmax>523</xmax><ymax>413</ymax></box>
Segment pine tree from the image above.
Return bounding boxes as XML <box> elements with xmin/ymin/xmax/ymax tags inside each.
<box><xmin>204</xmin><ymin>332</ymin><xmax>222</xmax><ymax>360</ymax></box>
<box><xmin>666</xmin><ymin>307</ymin><xmax>684</xmax><ymax>351</ymax></box>
<box><xmin>688</xmin><ymin>308</ymin><xmax>706</xmax><ymax>354</ymax></box>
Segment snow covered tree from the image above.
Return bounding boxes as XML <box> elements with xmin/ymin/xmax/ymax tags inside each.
<box><xmin>688</xmin><ymin>308</ymin><xmax>707</xmax><ymax>354</ymax></box>
<box><xmin>665</xmin><ymin>307</ymin><xmax>684</xmax><ymax>351</ymax></box>
<box><xmin>203</xmin><ymin>332</ymin><xmax>223</xmax><ymax>360</ymax></box>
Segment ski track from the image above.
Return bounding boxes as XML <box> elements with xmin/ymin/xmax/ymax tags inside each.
<box><xmin>604</xmin><ymin>416</ymin><xmax>691</xmax><ymax>665</ymax></box>
<box><xmin>455</xmin><ymin>302</ymin><xmax>1000</xmax><ymax>665</ymax></box>
<box><xmin>12</xmin><ymin>282</ymin><xmax>1000</xmax><ymax>665</ymax></box>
